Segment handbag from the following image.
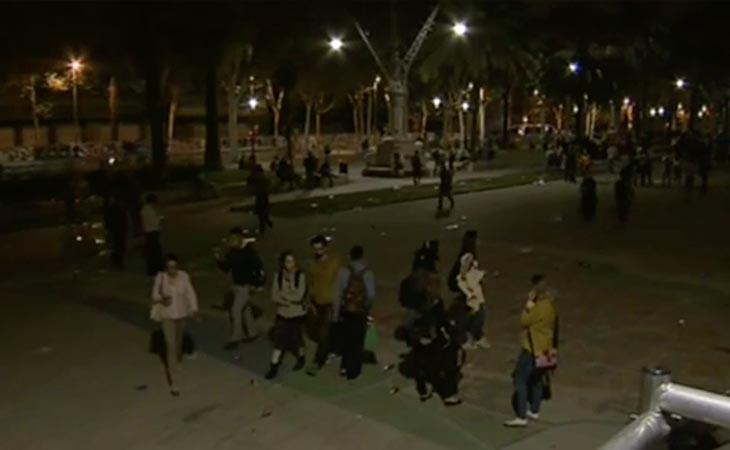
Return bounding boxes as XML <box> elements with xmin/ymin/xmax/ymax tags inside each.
<box><xmin>148</xmin><ymin>329</ymin><xmax>196</xmax><ymax>358</ymax></box>
<box><xmin>527</xmin><ymin>318</ymin><xmax>559</xmax><ymax>370</ymax></box>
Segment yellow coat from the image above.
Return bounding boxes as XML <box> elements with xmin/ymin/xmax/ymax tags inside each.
<box><xmin>520</xmin><ymin>296</ymin><xmax>557</xmax><ymax>356</ymax></box>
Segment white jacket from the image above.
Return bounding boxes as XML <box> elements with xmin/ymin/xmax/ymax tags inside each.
<box><xmin>150</xmin><ymin>271</ymin><xmax>198</xmax><ymax>321</ymax></box>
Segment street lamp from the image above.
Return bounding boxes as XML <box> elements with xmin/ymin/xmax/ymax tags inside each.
<box><xmin>649</xmin><ymin>107</ymin><xmax>657</xmax><ymax>117</ymax></box>
<box><xmin>328</xmin><ymin>37</ymin><xmax>344</xmax><ymax>52</ymax></box>
<box><xmin>568</xmin><ymin>62</ymin><xmax>580</xmax><ymax>74</ymax></box>
<box><xmin>452</xmin><ymin>21</ymin><xmax>468</xmax><ymax>37</ymax></box>
<box><xmin>67</xmin><ymin>58</ymin><xmax>84</xmax><ymax>142</ymax></box>
<box><xmin>248</xmin><ymin>97</ymin><xmax>259</xmax><ymax>110</ymax></box>
<box><xmin>675</xmin><ymin>78</ymin><xmax>686</xmax><ymax>89</ymax></box>
<box><xmin>461</xmin><ymin>101</ymin><xmax>469</xmax><ymax>111</ymax></box>
<box><xmin>432</xmin><ymin>96</ymin><xmax>442</xmax><ymax>109</ymax></box>
<box><xmin>658</xmin><ymin>106</ymin><xmax>665</xmax><ymax>116</ymax></box>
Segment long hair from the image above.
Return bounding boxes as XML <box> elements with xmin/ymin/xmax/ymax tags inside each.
<box><xmin>459</xmin><ymin>230</ymin><xmax>478</xmax><ymax>257</ymax></box>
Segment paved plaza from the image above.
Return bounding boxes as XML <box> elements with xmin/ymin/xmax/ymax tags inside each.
<box><xmin>2</xmin><ymin>169</ymin><xmax>729</xmax><ymax>450</ymax></box>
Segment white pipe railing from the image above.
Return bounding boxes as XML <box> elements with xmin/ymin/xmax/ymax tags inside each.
<box><xmin>599</xmin><ymin>381</ymin><xmax>730</xmax><ymax>449</ymax></box>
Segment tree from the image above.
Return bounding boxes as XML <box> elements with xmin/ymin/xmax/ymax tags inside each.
<box><xmin>265</xmin><ymin>78</ymin><xmax>284</xmax><ymax>142</ymax></box>
<box><xmin>220</xmin><ymin>43</ymin><xmax>254</xmax><ymax>163</ymax></box>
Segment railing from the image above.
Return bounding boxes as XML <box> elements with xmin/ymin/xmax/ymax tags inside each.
<box><xmin>598</xmin><ymin>368</ymin><xmax>730</xmax><ymax>449</ymax></box>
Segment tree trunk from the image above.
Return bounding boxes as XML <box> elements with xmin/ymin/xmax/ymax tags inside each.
<box><xmin>29</xmin><ymin>77</ymin><xmax>40</xmax><ymax>146</ymax></box>
<box><xmin>458</xmin><ymin>107</ymin><xmax>465</xmax><ymax>150</ymax></box>
<box><xmin>227</xmin><ymin>86</ymin><xmax>239</xmax><ymax>163</ymax></box>
<box><xmin>167</xmin><ymin>93</ymin><xmax>177</xmax><ymax>150</ymax></box>
<box><xmin>575</xmin><ymin>94</ymin><xmax>586</xmax><ymax>138</ymax></box>
<box><xmin>145</xmin><ymin>61</ymin><xmax>166</xmax><ymax>174</ymax></box>
<box><xmin>366</xmin><ymin>90</ymin><xmax>373</xmax><ymax>143</ymax></box>
<box><xmin>688</xmin><ymin>85</ymin><xmax>699</xmax><ymax>132</ymax></box>
<box><xmin>204</xmin><ymin>66</ymin><xmax>222</xmax><ymax>171</ymax></box>
<box><xmin>316</xmin><ymin>113</ymin><xmax>322</xmax><ymax>140</ymax></box>
<box><xmin>501</xmin><ymin>86</ymin><xmax>511</xmax><ymax>148</ymax></box>
<box><xmin>303</xmin><ymin>101</ymin><xmax>312</xmax><ymax>142</ymax></box>
<box><xmin>358</xmin><ymin>93</ymin><xmax>366</xmax><ymax>143</ymax></box>
<box><xmin>109</xmin><ymin>77</ymin><xmax>119</xmax><ymax>142</ymax></box>
<box><xmin>420</xmin><ymin>101</ymin><xmax>428</xmax><ymax>138</ymax></box>
<box><xmin>478</xmin><ymin>88</ymin><xmax>486</xmax><ymax>146</ymax></box>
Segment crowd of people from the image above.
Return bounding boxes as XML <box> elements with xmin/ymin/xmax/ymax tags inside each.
<box><xmin>144</xmin><ymin>223</ymin><xmax>559</xmax><ymax>429</ymax></box>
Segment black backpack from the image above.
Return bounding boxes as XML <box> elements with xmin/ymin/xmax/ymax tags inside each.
<box><xmin>399</xmin><ymin>275</ymin><xmax>419</xmax><ymax>309</ymax></box>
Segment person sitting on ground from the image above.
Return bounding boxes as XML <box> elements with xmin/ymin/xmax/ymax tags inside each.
<box><xmin>504</xmin><ymin>274</ymin><xmax>557</xmax><ymax>427</ymax></box>
<box><xmin>266</xmin><ymin>252</ymin><xmax>308</xmax><ymax>379</ymax></box>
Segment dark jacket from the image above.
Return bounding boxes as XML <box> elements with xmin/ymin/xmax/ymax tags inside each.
<box><xmin>218</xmin><ymin>244</ymin><xmax>264</xmax><ymax>286</ymax></box>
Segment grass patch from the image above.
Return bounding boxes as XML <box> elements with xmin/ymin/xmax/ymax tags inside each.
<box><xmin>234</xmin><ymin>171</ymin><xmax>558</xmax><ymax>218</ymax></box>
<box><xmin>199</xmin><ymin>169</ymin><xmax>252</xmax><ymax>186</ymax></box>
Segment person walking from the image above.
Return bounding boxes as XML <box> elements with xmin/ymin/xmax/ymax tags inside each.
<box><xmin>265</xmin><ymin>252</ymin><xmax>308</xmax><ymax>380</ymax></box>
<box><xmin>580</xmin><ymin>175</ymin><xmax>598</xmax><ymax>222</ymax></box>
<box><xmin>217</xmin><ymin>228</ymin><xmax>265</xmax><ymax>350</ymax></box>
<box><xmin>661</xmin><ymin>151</ymin><xmax>674</xmax><ymax>187</ymax></box>
<box><xmin>304</xmin><ymin>151</ymin><xmax>319</xmax><ymax>188</ymax></box>
<box><xmin>104</xmin><ymin>193</ymin><xmax>128</xmax><ymax>269</ymax></box>
<box><xmin>306</xmin><ymin>235</ymin><xmax>342</xmax><ymax>375</ymax></box>
<box><xmin>563</xmin><ymin>146</ymin><xmax>577</xmax><ymax>183</ymax></box>
<box><xmin>252</xmin><ymin>165</ymin><xmax>274</xmax><ymax>235</ymax></box>
<box><xmin>437</xmin><ymin>162</ymin><xmax>455</xmax><ymax>213</ymax></box>
<box><xmin>504</xmin><ymin>274</ymin><xmax>557</xmax><ymax>427</ymax></box>
<box><xmin>400</xmin><ymin>240</ymin><xmax>441</xmax><ymax>333</ymax></box>
<box><xmin>150</xmin><ymin>254</ymin><xmax>199</xmax><ymax>396</ymax></box>
<box><xmin>141</xmin><ymin>193</ymin><xmax>164</xmax><ymax>276</ymax></box>
<box><xmin>411</xmin><ymin>150</ymin><xmax>424</xmax><ymax>186</ymax></box>
<box><xmin>334</xmin><ymin>245</ymin><xmax>376</xmax><ymax>380</ymax></box>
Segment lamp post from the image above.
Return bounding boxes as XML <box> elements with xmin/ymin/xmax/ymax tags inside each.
<box><xmin>68</xmin><ymin>58</ymin><xmax>84</xmax><ymax>142</ymax></box>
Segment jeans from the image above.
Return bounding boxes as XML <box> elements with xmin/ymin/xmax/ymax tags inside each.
<box><xmin>466</xmin><ymin>305</ymin><xmax>486</xmax><ymax>341</ymax></box>
<box><xmin>513</xmin><ymin>349</ymin><xmax>543</xmax><ymax>418</ymax></box>
<box><xmin>414</xmin><ymin>341</ymin><xmax>460</xmax><ymax>399</ymax></box>
<box><xmin>229</xmin><ymin>285</ymin><xmax>255</xmax><ymax>342</ymax></box>
<box><xmin>311</xmin><ymin>304</ymin><xmax>333</xmax><ymax>368</ymax></box>
<box><xmin>161</xmin><ymin>318</ymin><xmax>185</xmax><ymax>386</ymax></box>
<box><xmin>340</xmin><ymin>312</ymin><xmax>368</xmax><ymax>379</ymax></box>
<box><xmin>144</xmin><ymin>231</ymin><xmax>163</xmax><ymax>276</ymax></box>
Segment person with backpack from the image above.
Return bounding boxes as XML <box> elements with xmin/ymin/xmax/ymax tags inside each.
<box><xmin>217</xmin><ymin>228</ymin><xmax>265</xmax><ymax>350</ymax></box>
<box><xmin>437</xmin><ymin>161</ymin><xmax>455</xmax><ymax>213</ymax></box>
<box><xmin>306</xmin><ymin>235</ymin><xmax>342</xmax><ymax>375</ymax></box>
<box><xmin>265</xmin><ymin>252</ymin><xmax>308</xmax><ymax>380</ymax></box>
<box><xmin>400</xmin><ymin>240</ymin><xmax>441</xmax><ymax>333</ymax></box>
<box><xmin>334</xmin><ymin>245</ymin><xmax>376</xmax><ymax>380</ymax></box>
<box><xmin>504</xmin><ymin>274</ymin><xmax>558</xmax><ymax>427</ymax></box>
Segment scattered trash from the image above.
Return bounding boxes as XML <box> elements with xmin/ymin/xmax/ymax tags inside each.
<box><xmin>260</xmin><ymin>410</ymin><xmax>272</xmax><ymax>418</ymax></box>
<box><xmin>233</xmin><ymin>354</ymin><xmax>241</xmax><ymax>361</ymax></box>
<box><xmin>328</xmin><ymin>195</ymin><xmax>335</xmax><ymax>200</ymax></box>
<box><xmin>460</xmin><ymin>216</ymin><xmax>468</xmax><ymax>221</ymax></box>
<box><xmin>519</xmin><ymin>247</ymin><xmax>533</xmax><ymax>254</ymax></box>
<box><xmin>75</xmin><ymin>235</ymin><xmax>83</xmax><ymax>242</ymax></box>
<box><xmin>577</xmin><ymin>260</ymin><xmax>592</xmax><ymax>269</ymax></box>
<box><xmin>135</xmin><ymin>384</ymin><xmax>148</xmax><ymax>391</ymax></box>
<box><xmin>445</xmin><ymin>223</ymin><xmax>460</xmax><ymax>231</ymax></box>
<box><xmin>383</xmin><ymin>364</ymin><xmax>395</xmax><ymax>372</ymax></box>
<box><xmin>94</xmin><ymin>238</ymin><xmax>105</xmax><ymax>245</ymax></box>
<box><xmin>37</xmin><ymin>346</ymin><xmax>53</xmax><ymax>354</ymax></box>
<box><xmin>389</xmin><ymin>387</ymin><xmax>400</xmax><ymax>395</ymax></box>
<box><xmin>551</xmin><ymin>215</ymin><xmax>563</xmax><ymax>223</ymax></box>
<box><xmin>355</xmin><ymin>415</ymin><xmax>363</xmax><ymax>420</ymax></box>
<box><xmin>678</xmin><ymin>319</ymin><xmax>686</xmax><ymax>327</ymax></box>
<box><xmin>492</xmin><ymin>270</ymin><xmax>501</xmax><ymax>278</ymax></box>
<box><xmin>353</xmin><ymin>207</ymin><xmax>363</xmax><ymax>212</ymax></box>
<box><xmin>392</xmin><ymin>185</ymin><xmax>400</xmax><ymax>191</ymax></box>
<box><xmin>433</xmin><ymin>186</ymin><xmax>439</xmax><ymax>191</ymax></box>
<box><xmin>310</xmin><ymin>203</ymin><xmax>319</xmax><ymax>208</ymax></box>
<box><xmin>379</xmin><ymin>232</ymin><xmax>387</xmax><ymax>237</ymax></box>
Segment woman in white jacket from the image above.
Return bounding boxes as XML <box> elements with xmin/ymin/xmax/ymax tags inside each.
<box><xmin>151</xmin><ymin>254</ymin><xmax>198</xmax><ymax>395</ymax></box>
<box><xmin>265</xmin><ymin>252</ymin><xmax>308</xmax><ymax>379</ymax></box>
<box><xmin>456</xmin><ymin>252</ymin><xmax>490</xmax><ymax>350</ymax></box>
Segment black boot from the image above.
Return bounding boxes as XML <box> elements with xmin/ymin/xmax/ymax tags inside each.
<box><xmin>265</xmin><ymin>363</ymin><xmax>280</xmax><ymax>380</ymax></box>
<box><xmin>292</xmin><ymin>356</ymin><xmax>305</xmax><ymax>371</ymax></box>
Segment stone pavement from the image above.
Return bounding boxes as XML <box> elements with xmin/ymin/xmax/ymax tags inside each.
<box><xmin>3</xmin><ymin>170</ymin><xmax>730</xmax><ymax>450</ymax></box>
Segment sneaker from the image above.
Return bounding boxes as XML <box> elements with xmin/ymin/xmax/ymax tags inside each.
<box><xmin>475</xmin><ymin>338</ymin><xmax>491</xmax><ymax>349</ymax></box>
<box><xmin>526</xmin><ymin>410</ymin><xmax>540</xmax><ymax>421</ymax></box>
<box><xmin>443</xmin><ymin>396</ymin><xmax>462</xmax><ymax>406</ymax></box>
<box><xmin>503</xmin><ymin>418</ymin><xmax>528</xmax><ymax>427</ymax></box>
<box><xmin>420</xmin><ymin>392</ymin><xmax>433</xmax><ymax>402</ymax></box>
<box><xmin>462</xmin><ymin>340</ymin><xmax>477</xmax><ymax>350</ymax></box>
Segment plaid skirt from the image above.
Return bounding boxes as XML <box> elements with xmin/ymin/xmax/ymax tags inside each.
<box><xmin>270</xmin><ymin>315</ymin><xmax>306</xmax><ymax>352</ymax></box>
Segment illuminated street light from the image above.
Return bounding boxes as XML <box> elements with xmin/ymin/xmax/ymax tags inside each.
<box><xmin>623</xmin><ymin>97</ymin><xmax>631</xmax><ymax>106</ymax></box>
<box><xmin>533</xmin><ymin>89</ymin><xmax>540</xmax><ymax>97</ymax></box>
<box><xmin>568</xmin><ymin>62</ymin><xmax>580</xmax><ymax>74</ymax></box>
<box><xmin>432</xmin><ymin>96</ymin><xmax>442</xmax><ymax>109</ymax></box>
<box><xmin>67</xmin><ymin>57</ymin><xmax>85</xmax><ymax>142</ymax></box>
<box><xmin>675</xmin><ymin>78</ymin><xmax>686</xmax><ymax>89</ymax></box>
<box><xmin>658</xmin><ymin>106</ymin><xmax>665</xmax><ymax>115</ymax></box>
<box><xmin>522</xmin><ymin>115</ymin><xmax>529</xmax><ymax>123</ymax></box>
<box><xmin>452</xmin><ymin>21</ymin><xmax>468</xmax><ymax>37</ymax></box>
<box><xmin>701</xmin><ymin>104</ymin><xmax>708</xmax><ymax>113</ymax></box>
<box><xmin>328</xmin><ymin>37</ymin><xmax>344</xmax><ymax>51</ymax></box>
<box><xmin>572</xmin><ymin>104</ymin><xmax>579</xmax><ymax>113</ymax></box>
<box><xmin>649</xmin><ymin>107</ymin><xmax>657</xmax><ymax>117</ymax></box>
<box><xmin>248</xmin><ymin>97</ymin><xmax>259</xmax><ymax>109</ymax></box>
<box><xmin>461</xmin><ymin>101</ymin><xmax>469</xmax><ymax>111</ymax></box>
